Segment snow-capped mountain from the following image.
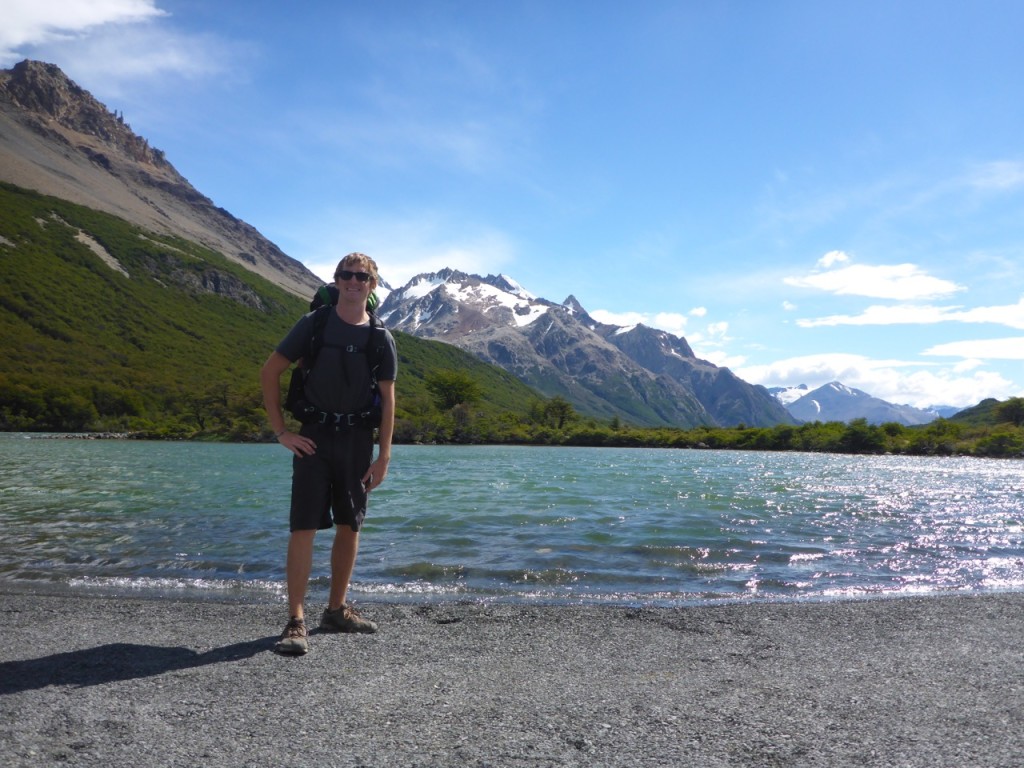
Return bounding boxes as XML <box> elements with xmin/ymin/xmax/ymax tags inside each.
<box><xmin>379</xmin><ymin>269</ymin><xmax>796</xmax><ymax>429</ymax></box>
<box><xmin>771</xmin><ymin>381</ymin><xmax>943</xmax><ymax>426</ymax></box>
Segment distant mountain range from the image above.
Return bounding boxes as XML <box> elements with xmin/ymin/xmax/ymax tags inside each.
<box><xmin>376</xmin><ymin>268</ymin><xmax>796</xmax><ymax>428</ymax></box>
<box><xmin>0</xmin><ymin>60</ymin><xmax>961</xmax><ymax>430</ymax></box>
<box><xmin>375</xmin><ymin>268</ymin><xmax>959</xmax><ymax>428</ymax></box>
<box><xmin>768</xmin><ymin>382</ymin><xmax>960</xmax><ymax>425</ymax></box>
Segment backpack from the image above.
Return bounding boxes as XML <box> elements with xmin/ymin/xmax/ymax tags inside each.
<box><xmin>284</xmin><ymin>285</ymin><xmax>387</xmax><ymax>425</ymax></box>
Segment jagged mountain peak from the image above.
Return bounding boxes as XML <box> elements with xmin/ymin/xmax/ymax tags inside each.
<box><xmin>379</xmin><ymin>266</ymin><xmax>795</xmax><ymax>428</ymax></box>
<box><xmin>490</xmin><ymin>273</ymin><xmax>534</xmax><ymax>299</ymax></box>
<box><xmin>561</xmin><ymin>294</ymin><xmax>608</xmax><ymax>331</ymax></box>
<box><xmin>380</xmin><ymin>269</ymin><xmax>556</xmax><ymax>334</ymax></box>
<box><xmin>562</xmin><ymin>294</ymin><xmax>586</xmax><ymax>313</ymax></box>
<box><xmin>1</xmin><ymin>59</ymin><xmax>169</xmax><ymax>169</ymax></box>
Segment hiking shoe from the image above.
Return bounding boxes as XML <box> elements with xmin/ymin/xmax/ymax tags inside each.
<box><xmin>275</xmin><ymin>617</ymin><xmax>309</xmax><ymax>655</ymax></box>
<box><xmin>320</xmin><ymin>604</ymin><xmax>378</xmax><ymax>634</ymax></box>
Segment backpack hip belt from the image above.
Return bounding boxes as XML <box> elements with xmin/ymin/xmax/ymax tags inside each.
<box><xmin>302</xmin><ymin>407</ymin><xmax>381</xmax><ymax>429</ymax></box>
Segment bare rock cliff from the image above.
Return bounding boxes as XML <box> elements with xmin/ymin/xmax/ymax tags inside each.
<box><xmin>0</xmin><ymin>60</ymin><xmax>320</xmax><ymax>297</ymax></box>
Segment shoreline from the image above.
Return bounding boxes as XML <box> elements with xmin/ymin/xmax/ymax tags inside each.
<box><xmin>5</xmin><ymin>575</ymin><xmax>1021</xmax><ymax>610</ymax></box>
<box><xmin>9</xmin><ymin>432</ymin><xmax>1022</xmax><ymax>459</ymax></box>
<box><xmin>2</xmin><ymin>590</ymin><xmax>1022</xmax><ymax>767</ymax></box>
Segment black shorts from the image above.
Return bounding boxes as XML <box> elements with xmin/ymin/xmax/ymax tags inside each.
<box><xmin>290</xmin><ymin>423</ymin><xmax>375</xmax><ymax>532</ymax></box>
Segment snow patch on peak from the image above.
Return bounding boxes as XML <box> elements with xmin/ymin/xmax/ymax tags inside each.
<box><xmin>513</xmin><ymin>304</ymin><xmax>549</xmax><ymax>327</ymax></box>
<box><xmin>443</xmin><ymin>280</ymin><xmax>548</xmax><ymax>327</ymax></box>
<box><xmin>494</xmin><ymin>273</ymin><xmax>534</xmax><ymax>299</ymax></box>
<box><xmin>827</xmin><ymin>381</ymin><xmax>859</xmax><ymax>397</ymax></box>
<box><xmin>403</xmin><ymin>274</ymin><xmax>446</xmax><ymax>300</ymax></box>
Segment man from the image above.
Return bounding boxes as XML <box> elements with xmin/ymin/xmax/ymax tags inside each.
<box><xmin>261</xmin><ymin>252</ymin><xmax>397</xmax><ymax>655</ymax></box>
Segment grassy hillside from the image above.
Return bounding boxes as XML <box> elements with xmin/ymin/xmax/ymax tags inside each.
<box><xmin>946</xmin><ymin>398</ymin><xmax>1001</xmax><ymax>427</ymax></box>
<box><xmin>3</xmin><ymin>182</ymin><xmax>1019</xmax><ymax>455</ymax></box>
<box><xmin>0</xmin><ymin>183</ymin><xmax>541</xmax><ymax>438</ymax></box>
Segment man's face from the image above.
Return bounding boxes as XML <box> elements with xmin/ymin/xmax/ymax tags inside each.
<box><xmin>335</xmin><ymin>262</ymin><xmax>374</xmax><ymax>303</ymax></box>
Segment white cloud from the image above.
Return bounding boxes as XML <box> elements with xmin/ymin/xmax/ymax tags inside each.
<box><xmin>0</xmin><ymin>0</ymin><xmax>243</xmax><ymax>99</ymax></box>
<box><xmin>952</xmin><ymin>359</ymin><xmax>984</xmax><ymax>373</ymax></box>
<box><xmin>923</xmin><ymin>336</ymin><xmax>1024</xmax><ymax>360</ymax></box>
<box><xmin>784</xmin><ymin>261</ymin><xmax>964</xmax><ymax>300</ymax></box>
<box><xmin>689</xmin><ymin>306</ymin><xmax>707</xmax><ymax>317</ymax></box>
<box><xmin>817</xmin><ymin>249</ymin><xmax>849</xmax><ymax>268</ymax></box>
<box><xmin>797</xmin><ymin>297</ymin><xmax>1024</xmax><ymax>329</ymax></box>
<box><xmin>586</xmin><ymin>309</ymin><xmax>688</xmax><ymax>337</ymax></box>
<box><xmin>705</xmin><ymin>321</ymin><xmax>730</xmax><ymax>338</ymax></box>
<box><xmin>0</xmin><ymin>0</ymin><xmax>165</xmax><ymax>61</ymax></box>
<box><xmin>590</xmin><ymin>310</ymin><xmax>643</xmax><ymax>328</ymax></box>
<box><xmin>738</xmin><ymin>353</ymin><xmax>881</xmax><ymax>391</ymax></box>
<box><xmin>798</xmin><ymin>303</ymin><xmax>955</xmax><ymax>328</ymax></box>
<box><xmin>696</xmin><ymin>349</ymin><xmax>748</xmax><ymax>370</ymax></box>
<box><xmin>736</xmin><ymin>353</ymin><xmax>1016</xmax><ymax>408</ymax></box>
<box><xmin>686</xmin><ymin>321</ymin><xmax>737</xmax><ymax>364</ymax></box>
<box><xmin>652</xmin><ymin>312</ymin><xmax>688</xmax><ymax>336</ymax></box>
<box><xmin>956</xmin><ymin>298</ymin><xmax>1024</xmax><ymax>329</ymax></box>
<box><xmin>59</xmin><ymin>27</ymin><xmax>237</xmax><ymax>82</ymax></box>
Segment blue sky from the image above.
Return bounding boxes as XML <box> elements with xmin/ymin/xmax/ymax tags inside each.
<box><xmin>4</xmin><ymin>0</ymin><xmax>1023</xmax><ymax>409</ymax></box>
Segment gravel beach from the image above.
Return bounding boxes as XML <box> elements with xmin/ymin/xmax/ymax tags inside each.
<box><xmin>1</xmin><ymin>590</ymin><xmax>1022</xmax><ymax>767</ymax></box>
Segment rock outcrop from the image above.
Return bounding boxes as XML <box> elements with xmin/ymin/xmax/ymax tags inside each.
<box><xmin>0</xmin><ymin>60</ymin><xmax>320</xmax><ymax>298</ymax></box>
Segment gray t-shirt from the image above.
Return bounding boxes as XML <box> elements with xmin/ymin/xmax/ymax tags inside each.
<box><xmin>277</xmin><ymin>309</ymin><xmax>397</xmax><ymax>414</ymax></box>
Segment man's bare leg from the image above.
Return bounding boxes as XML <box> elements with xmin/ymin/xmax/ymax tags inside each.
<box><xmin>327</xmin><ymin>525</ymin><xmax>359</xmax><ymax>610</ymax></box>
<box><xmin>286</xmin><ymin>529</ymin><xmax>317</xmax><ymax>620</ymax></box>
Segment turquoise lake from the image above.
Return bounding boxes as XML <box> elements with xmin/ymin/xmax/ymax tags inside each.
<box><xmin>1</xmin><ymin>434</ymin><xmax>1022</xmax><ymax>607</ymax></box>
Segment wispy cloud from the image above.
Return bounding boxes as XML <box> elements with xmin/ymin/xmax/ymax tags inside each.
<box><xmin>0</xmin><ymin>0</ymin><xmax>165</xmax><ymax>61</ymax></box>
<box><xmin>965</xmin><ymin>160</ymin><xmax>1024</xmax><ymax>192</ymax></box>
<box><xmin>924</xmin><ymin>336</ymin><xmax>1024</xmax><ymax>360</ymax></box>
<box><xmin>784</xmin><ymin>251</ymin><xmax>964</xmax><ymax>300</ymax></box>
<box><xmin>303</xmin><ymin>111</ymin><xmax>512</xmax><ymax>178</ymax></box>
<box><xmin>296</xmin><ymin>22</ymin><xmax>535</xmax><ymax>180</ymax></box>
<box><xmin>798</xmin><ymin>297</ymin><xmax>1024</xmax><ymax>330</ymax></box>
<box><xmin>1</xmin><ymin>1</ymin><xmax>245</xmax><ymax>99</ymax></box>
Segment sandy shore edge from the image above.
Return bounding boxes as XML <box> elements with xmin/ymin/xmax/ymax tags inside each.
<box><xmin>2</xmin><ymin>590</ymin><xmax>1022</xmax><ymax>767</ymax></box>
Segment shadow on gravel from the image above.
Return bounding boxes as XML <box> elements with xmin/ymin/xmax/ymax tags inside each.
<box><xmin>0</xmin><ymin>637</ymin><xmax>275</xmax><ymax>694</ymax></box>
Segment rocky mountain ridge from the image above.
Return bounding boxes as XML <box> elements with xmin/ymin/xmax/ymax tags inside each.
<box><xmin>0</xmin><ymin>60</ymin><xmax>319</xmax><ymax>297</ymax></box>
<box><xmin>378</xmin><ymin>269</ymin><xmax>796</xmax><ymax>428</ymax></box>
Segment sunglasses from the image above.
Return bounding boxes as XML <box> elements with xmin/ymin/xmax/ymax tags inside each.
<box><xmin>336</xmin><ymin>270</ymin><xmax>372</xmax><ymax>283</ymax></box>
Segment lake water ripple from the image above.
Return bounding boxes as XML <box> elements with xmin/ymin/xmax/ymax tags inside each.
<box><xmin>1</xmin><ymin>436</ymin><xmax>1021</xmax><ymax>606</ymax></box>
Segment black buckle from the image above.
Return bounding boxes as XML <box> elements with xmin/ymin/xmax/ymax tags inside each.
<box><xmin>316</xmin><ymin>411</ymin><xmax>357</xmax><ymax>427</ymax></box>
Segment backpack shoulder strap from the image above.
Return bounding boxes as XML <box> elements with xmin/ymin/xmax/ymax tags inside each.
<box><xmin>366</xmin><ymin>313</ymin><xmax>388</xmax><ymax>383</ymax></box>
<box><xmin>305</xmin><ymin>304</ymin><xmax>333</xmax><ymax>367</ymax></box>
